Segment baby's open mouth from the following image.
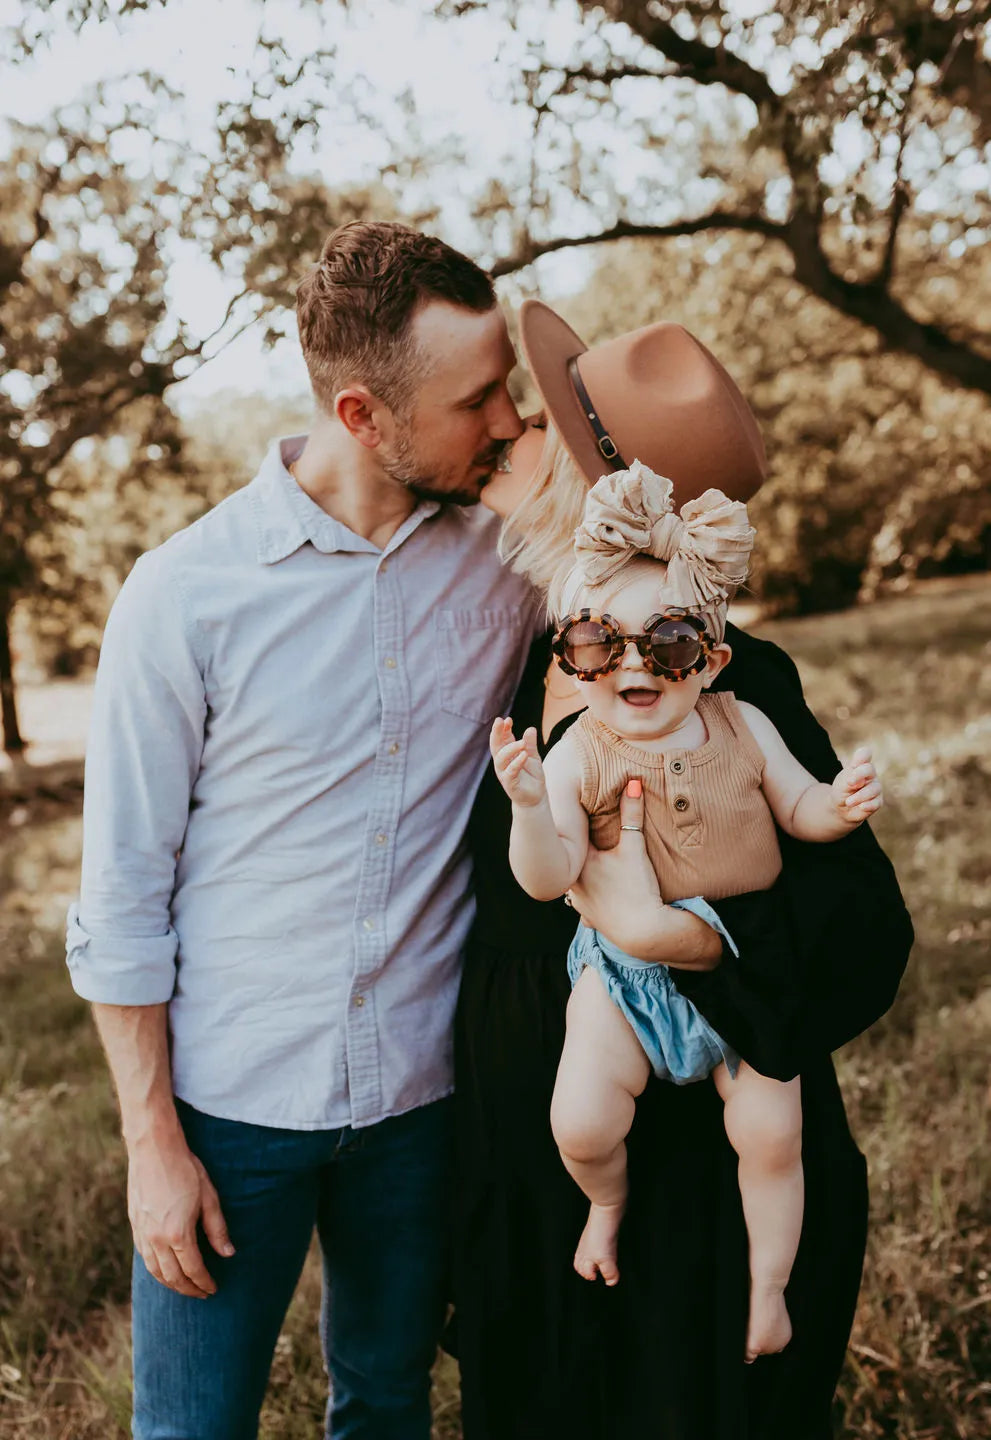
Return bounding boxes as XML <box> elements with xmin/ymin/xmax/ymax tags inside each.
<box><xmin>620</xmin><ymin>689</ymin><xmax>659</xmax><ymax>708</ymax></box>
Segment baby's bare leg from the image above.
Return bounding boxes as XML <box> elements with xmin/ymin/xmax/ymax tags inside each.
<box><xmin>550</xmin><ymin>966</ymin><xmax>651</xmax><ymax>1285</ymax></box>
<box><xmin>713</xmin><ymin>1062</ymin><xmax>803</xmax><ymax>1362</ymax></box>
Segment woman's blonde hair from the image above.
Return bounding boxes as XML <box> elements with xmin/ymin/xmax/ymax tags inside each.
<box><xmin>497</xmin><ymin>425</ymin><xmax>590</xmax><ymax>610</ymax></box>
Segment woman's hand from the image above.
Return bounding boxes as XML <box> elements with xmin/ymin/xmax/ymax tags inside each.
<box><xmin>490</xmin><ymin>718</ymin><xmax>546</xmax><ymax>808</ymax></box>
<box><xmin>569</xmin><ymin>780</ymin><xmax>723</xmax><ymax>971</ymax></box>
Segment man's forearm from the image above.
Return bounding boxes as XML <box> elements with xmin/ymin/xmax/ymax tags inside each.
<box><xmin>92</xmin><ymin>1001</ymin><xmax>233</xmax><ymax>1294</ymax></box>
<box><xmin>91</xmin><ymin>1002</ymin><xmax>183</xmax><ymax>1151</ymax></box>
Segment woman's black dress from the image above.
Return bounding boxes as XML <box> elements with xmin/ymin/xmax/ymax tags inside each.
<box><xmin>452</xmin><ymin>624</ymin><xmax>913</xmax><ymax>1440</ymax></box>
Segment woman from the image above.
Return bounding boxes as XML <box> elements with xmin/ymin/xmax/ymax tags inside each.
<box><xmin>451</xmin><ymin>303</ymin><xmax>913</xmax><ymax>1439</ymax></box>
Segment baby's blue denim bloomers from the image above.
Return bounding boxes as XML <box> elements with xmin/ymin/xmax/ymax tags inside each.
<box><xmin>567</xmin><ymin>898</ymin><xmax>741</xmax><ymax>1083</ymax></box>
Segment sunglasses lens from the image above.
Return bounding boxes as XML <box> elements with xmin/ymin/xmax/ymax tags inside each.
<box><xmin>649</xmin><ymin>619</ymin><xmax>703</xmax><ymax>672</ymax></box>
<box><xmin>564</xmin><ymin>619</ymin><xmax>615</xmax><ymax>674</ymax></box>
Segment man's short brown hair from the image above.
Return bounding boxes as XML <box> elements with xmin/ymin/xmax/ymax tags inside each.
<box><xmin>296</xmin><ymin>221</ymin><xmax>496</xmax><ymax>417</ymax></box>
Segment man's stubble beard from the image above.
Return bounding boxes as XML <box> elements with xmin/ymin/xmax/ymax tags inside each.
<box><xmin>381</xmin><ymin>423</ymin><xmax>493</xmax><ymax>508</ymax></box>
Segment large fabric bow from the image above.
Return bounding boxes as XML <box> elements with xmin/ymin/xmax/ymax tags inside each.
<box><xmin>572</xmin><ymin>459</ymin><xmax>755</xmax><ymax>614</ymax></box>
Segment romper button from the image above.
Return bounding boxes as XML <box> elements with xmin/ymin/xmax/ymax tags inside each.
<box><xmin>670</xmin><ymin>759</ymin><xmax>685</xmax><ymax>774</ymax></box>
<box><xmin>674</xmin><ymin>796</ymin><xmax>689</xmax><ymax>812</ymax></box>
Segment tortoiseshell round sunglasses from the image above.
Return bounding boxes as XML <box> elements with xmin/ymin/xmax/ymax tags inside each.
<box><xmin>551</xmin><ymin>608</ymin><xmax>713</xmax><ymax>683</ymax></box>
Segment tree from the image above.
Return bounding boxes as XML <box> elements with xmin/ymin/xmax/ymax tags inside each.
<box><xmin>0</xmin><ymin>60</ymin><xmax>380</xmax><ymax>754</ymax></box>
<box><xmin>3</xmin><ymin>0</ymin><xmax>990</xmax><ymax>722</ymax></box>
<box><xmin>10</xmin><ymin>0</ymin><xmax>991</xmax><ymax>394</ymax></box>
<box><xmin>433</xmin><ymin>0</ymin><xmax>991</xmax><ymax>397</ymax></box>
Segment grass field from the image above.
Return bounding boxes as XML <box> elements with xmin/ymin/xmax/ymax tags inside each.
<box><xmin>1</xmin><ymin>576</ymin><xmax>989</xmax><ymax>1438</ymax></box>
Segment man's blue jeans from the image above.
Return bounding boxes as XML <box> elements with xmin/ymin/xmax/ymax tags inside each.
<box><xmin>131</xmin><ymin>1096</ymin><xmax>454</xmax><ymax>1440</ymax></box>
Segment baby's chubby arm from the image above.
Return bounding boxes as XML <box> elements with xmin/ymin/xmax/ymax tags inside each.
<box><xmin>489</xmin><ymin>718</ymin><xmax>589</xmax><ymax>901</ymax></box>
<box><xmin>737</xmin><ymin>701</ymin><xmax>883</xmax><ymax>841</ymax></box>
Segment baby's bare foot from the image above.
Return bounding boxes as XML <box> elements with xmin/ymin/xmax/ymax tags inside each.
<box><xmin>574</xmin><ymin>1202</ymin><xmax>624</xmax><ymax>1286</ymax></box>
<box><xmin>745</xmin><ymin>1284</ymin><xmax>792</xmax><ymax>1363</ymax></box>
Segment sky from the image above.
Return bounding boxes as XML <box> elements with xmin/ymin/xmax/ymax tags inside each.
<box><xmin>2</xmin><ymin>0</ymin><xmax>597</xmax><ymax>406</ymax></box>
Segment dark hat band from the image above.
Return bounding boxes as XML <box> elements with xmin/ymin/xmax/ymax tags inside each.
<box><xmin>567</xmin><ymin>357</ymin><xmax>628</xmax><ymax>472</ymax></box>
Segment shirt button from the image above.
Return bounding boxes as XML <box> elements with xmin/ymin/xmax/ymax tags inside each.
<box><xmin>669</xmin><ymin>759</ymin><xmax>685</xmax><ymax>774</ymax></box>
<box><xmin>353</xmin><ymin>995</ymin><xmax>365</xmax><ymax>1008</ymax></box>
<box><xmin>379</xmin><ymin>560</ymin><xmax>388</xmax><ymax>574</ymax></box>
<box><xmin>375</xmin><ymin>833</ymin><xmax>387</xmax><ymax>846</ymax></box>
<box><xmin>384</xmin><ymin>656</ymin><xmax>397</xmax><ymax>669</ymax></box>
<box><xmin>362</xmin><ymin>917</ymin><xmax>375</xmax><ymax>931</ymax></box>
<box><xmin>674</xmin><ymin>796</ymin><xmax>690</xmax><ymax>812</ymax></box>
<box><xmin>388</xmin><ymin>742</ymin><xmax>400</xmax><ymax>756</ymax></box>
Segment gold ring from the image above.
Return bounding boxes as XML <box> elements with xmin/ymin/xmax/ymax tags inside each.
<box><xmin>620</xmin><ymin>824</ymin><xmax>643</xmax><ymax>832</ymax></box>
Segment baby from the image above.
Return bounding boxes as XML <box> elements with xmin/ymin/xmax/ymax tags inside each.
<box><xmin>490</xmin><ymin>461</ymin><xmax>882</xmax><ymax>1362</ymax></box>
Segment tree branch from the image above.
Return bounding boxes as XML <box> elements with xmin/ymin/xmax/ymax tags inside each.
<box><xmin>581</xmin><ymin>1</ymin><xmax>778</xmax><ymax>111</ymax></box>
<box><xmin>494</xmin><ymin>205</ymin><xmax>991</xmax><ymax>395</ymax></box>
<box><xmin>490</xmin><ymin>211</ymin><xmax>785</xmax><ymax>277</ymax></box>
<box><xmin>784</xmin><ymin>216</ymin><xmax>991</xmax><ymax>393</ymax></box>
<box><xmin>531</xmin><ymin>61</ymin><xmax>672</xmax><ymax>118</ymax></box>
<box><xmin>576</xmin><ymin>3</ymin><xmax>825</xmax><ymax>234</ymax></box>
<box><xmin>877</xmin><ymin>70</ymin><xmax>917</xmax><ymax>289</ymax></box>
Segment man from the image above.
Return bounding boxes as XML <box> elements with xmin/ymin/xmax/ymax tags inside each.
<box><xmin>67</xmin><ymin>222</ymin><xmax>542</xmax><ymax>1439</ymax></box>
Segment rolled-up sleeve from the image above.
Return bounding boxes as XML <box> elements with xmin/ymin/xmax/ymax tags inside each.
<box><xmin>66</xmin><ymin>550</ymin><xmax>206</xmax><ymax>1005</ymax></box>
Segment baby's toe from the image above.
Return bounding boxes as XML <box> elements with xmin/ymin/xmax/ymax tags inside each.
<box><xmin>598</xmin><ymin>1257</ymin><xmax>620</xmax><ymax>1287</ymax></box>
<box><xmin>573</xmin><ymin>1254</ymin><xmax>599</xmax><ymax>1283</ymax></box>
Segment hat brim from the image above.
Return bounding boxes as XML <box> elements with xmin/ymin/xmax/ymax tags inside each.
<box><xmin>518</xmin><ymin>299</ymin><xmax>607</xmax><ymax>487</ymax></box>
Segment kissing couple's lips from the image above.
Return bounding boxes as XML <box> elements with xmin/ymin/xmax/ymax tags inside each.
<box><xmin>494</xmin><ymin>441</ymin><xmax>514</xmax><ymax>473</ymax></box>
<box><xmin>475</xmin><ymin>446</ymin><xmax>509</xmax><ymax>475</ymax></box>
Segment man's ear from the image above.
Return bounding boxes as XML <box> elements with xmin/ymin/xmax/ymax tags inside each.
<box><xmin>335</xmin><ymin>386</ymin><xmax>385</xmax><ymax>448</ymax></box>
<box><xmin>701</xmin><ymin>642</ymin><xmax>732</xmax><ymax>688</ymax></box>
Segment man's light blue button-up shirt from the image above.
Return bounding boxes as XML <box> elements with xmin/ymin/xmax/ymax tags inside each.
<box><xmin>67</xmin><ymin>437</ymin><xmax>541</xmax><ymax>1129</ymax></box>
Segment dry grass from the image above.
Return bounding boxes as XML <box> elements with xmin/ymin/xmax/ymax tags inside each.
<box><xmin>1</xmin><ymin>575</ymin><xmax>989</xmax><ymax>1438</ymax></box>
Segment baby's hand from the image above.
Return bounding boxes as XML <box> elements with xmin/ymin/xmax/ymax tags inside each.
<box><xmin>490</xmin><ymin>718</ymin><xmax>546</xmax><ymax>808</ymax></box>
<box><xmin>832</xmin><ymin>746</ymin><xmax>883</xmax><ymax>826</ymax></box>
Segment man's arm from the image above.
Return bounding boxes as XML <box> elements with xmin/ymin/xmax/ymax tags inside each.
<box><xmin>92</xmin><ymin>1003</ymin><xmax>233</xmax><ymax>1298</ymax></box>
<box><xmin>68</xmin><ymin>551</ymin><xmax>232</xmax><ymax>1295</ymax></box>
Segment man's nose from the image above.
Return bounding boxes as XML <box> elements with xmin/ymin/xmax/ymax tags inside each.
<box><xmin>490</xmin><ymin>388</ymin><xmax>524</xmax><ymax>441</ymax></box>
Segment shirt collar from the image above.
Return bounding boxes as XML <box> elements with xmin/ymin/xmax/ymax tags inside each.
<box><xmin>249</xmin><ymin>435</ymin><xmax>442</xmax><ymax>565</ymax></box>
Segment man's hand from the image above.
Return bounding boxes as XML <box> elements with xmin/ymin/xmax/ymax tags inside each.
<box><xmin>127</xmin><ymin>1133</ymin><xmax>234</xmax><ymax>1298</ymax></box>
<box><xmin>832</xmin><ymin>745</ymin><xmax>883</xmax><ymax>827</ymax></box>
<box><xmin>569</xmin><ymin>780</ymin><xmax>722</xmax><ymax>970</ymax></box>
<box><xmin>490</xmin><ymin>718</ymin><xmax>546</xmax><ymax>808</ymax></box>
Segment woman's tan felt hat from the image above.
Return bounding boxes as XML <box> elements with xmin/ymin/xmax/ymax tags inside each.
<box><xmin>518</xmin><ymin>299</ymin><xmax>766</xmax><ymax>508</ymax></box>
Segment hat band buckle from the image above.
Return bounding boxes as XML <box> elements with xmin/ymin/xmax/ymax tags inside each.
<box><xmin>567</xmin><ymin>357</ymin><xmax>628</xmax><ymax>472</ymax></box>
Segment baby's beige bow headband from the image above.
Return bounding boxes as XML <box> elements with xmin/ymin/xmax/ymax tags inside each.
<box><xmin>572</xmin><ymin>460</ymin><xmax>755</xmax><ymax>626</ymax></box>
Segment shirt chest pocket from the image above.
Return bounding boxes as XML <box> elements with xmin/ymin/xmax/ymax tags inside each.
<box><xmin>435</xmin><ymin>605</ymin><xmax>526</xmax><ymax>727</ymax></box>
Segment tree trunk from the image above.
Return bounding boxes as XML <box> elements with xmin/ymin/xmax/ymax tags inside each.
<box><xmin>0</xmin><ymin>590</ymin><xmax>26</xmax><ymax>756</ymax></box>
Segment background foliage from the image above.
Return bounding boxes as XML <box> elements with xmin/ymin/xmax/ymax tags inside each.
<box><xmin>2</xmin><ymin>0</ymin><xmax>990</xmax><ymax>752</ymax></box>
